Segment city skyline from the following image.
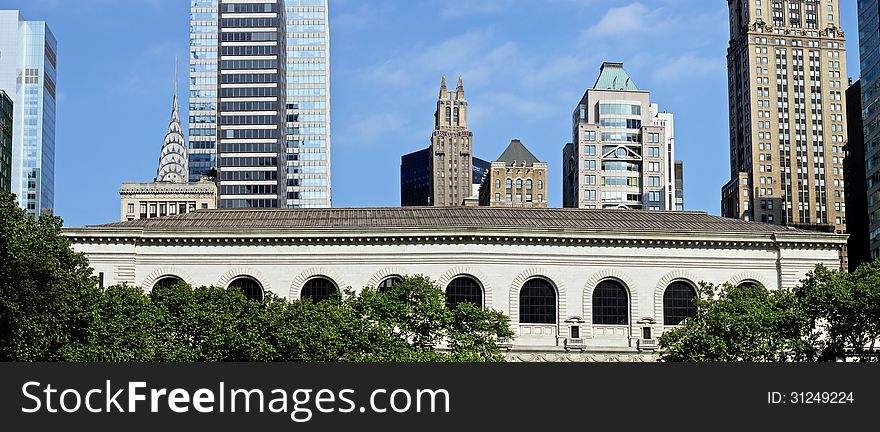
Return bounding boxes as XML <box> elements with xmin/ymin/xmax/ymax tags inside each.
<box><xmin>2</xmin><ymin>0</ymin><xmax>860</xmax><ymax>227</ymax></box>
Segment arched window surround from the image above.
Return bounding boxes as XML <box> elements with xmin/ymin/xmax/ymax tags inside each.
<box><xmin>662</xmin><ymin>280</ymin><xmax>697</xmax><ymax>326</ymax></box>
<box><xmin>445</xmin><ymin>276</ymin><xmax>484</xmax><ymax>309</ymax></box>
<box><xmin>228</xmin><ymin>276</ymin><xmax>264</xmax><ymax>301</ymax></box>
<box><xmin>301</xmin><ymin>276</ymin><xmax>339</xmax><ymax>302</ymax></box>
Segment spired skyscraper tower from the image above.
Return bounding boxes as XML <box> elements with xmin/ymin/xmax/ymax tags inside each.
<box><xmin>431</xmin><ymin>76</ymin><xmax>474</xmax><ymax>207</ymax></box>
<box><xmin>188</xmin><ymin>0</ymin><xmax>331</xmax><ymax>209</ymax></box>
<box><xmin>0</xmin><ymin>10</ymin><xmax>57</xmax><ymax>217</ymax></box>
<box><xmin>156</xmin><ymin>81</ymin><xmax>188</xmax><ymax>183</ymax></box>
<box><xmin>721</xmin><ymin>1</ymin><xmax>848</xmax><ymax>243</ymax></box>
<box><xmin>400</xmin><ymin>77</ymin><xmax>479</xmax><ymax>207</ymax></box>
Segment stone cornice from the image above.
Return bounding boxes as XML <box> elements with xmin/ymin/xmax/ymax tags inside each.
<box><xmin>64</xmin><ymin>226</ymin><xmax>847</xmax><ymax>251</ymax></box>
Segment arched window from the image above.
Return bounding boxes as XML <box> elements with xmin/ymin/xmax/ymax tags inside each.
<box><xmin>378</xmin><ymin>276</ymin><xmax>403</xmax><ymax>293</ymax></box>
<box><xmin>526</xmin><ymin>179</ymin><xmax>533</xmax><ymax>189</ymax></box>
<box><xmin>516</xmin><ymin>179</ymin><xmax>523</xmax><ymax>189</ymax></box>
<box><xmin>538</xmin><ymin>180</ymin><xmax>543</xmax><ymax>190</ymax></box>
<box><xmin>229</xmin><ymin>276</ymin><xmax>263</xmax><ymax>301</ymax></box>
<box><xmin>592</xmin><ymin>280</ymin><xmax>628</xmax><ymax>325</ymax></box>
<box><xmin>737</xmin><ymin>280</ymin><xmax>761</xmax><ymax>289</ymax></box>
<box><xmin>453</xmin><ymin>107</ymin><xmax>460</xmax><ymax>125</ymax></box>
<box><xmin>519</xmin><ymin>278</ymin><xmax>556</xmax><ymax>324</ymax></box>
<box><xmin>445</xmin><ymin>276</ymin><xmax>482</xmax><ymax>309</ymax></box>
<box><xmin>495</xmin><ymin>179</ymin><xmax>501</xmax><ymax>189</ymax></box>
<box><xmin>153</xmin><ymin>276</ymin><xmax>184</xmax><ymax>291</ymax></box>
<box><xmin>302</xmin><ymin>277</ymin><xmax>338</xmax><ymax>302</ymax></box>
<box><xmin>663</xmin><ymin>281</ymin><xmax>697</xmax><ymax>326</ymax></box>
<box><xmin>506</xmin><ymin>178</ymin><xmax>513</xmax><ymax>189</ymax></box>
<box><xmin>445</xmin><ymin>107</ymin><xmax>451</xmax><ymax>125</ymax></box>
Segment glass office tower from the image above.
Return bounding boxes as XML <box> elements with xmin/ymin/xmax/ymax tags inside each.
<box><xmin>188</xmin><ymin>0</ymin><xmax>331</xmax><ymax>208</ymax></box>
<box><xmin>0</xmin><ymin>10</ymin><xmax>57</xmax><ymax>217</ymax></box>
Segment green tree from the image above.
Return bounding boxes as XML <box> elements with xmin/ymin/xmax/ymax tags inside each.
<box><xmin>0</xmin><ymin>192</ymin><xmax>515</xmax><ymax>362</ymax></box>
<box><xmin>659</xmin><ymin>282</ymin><xmax>811</xmax><ymax>362</ymax></box>
<box><xmin>795</xmin><ymin>261</ymin><xmax>880</xmax><ymax>362</ymax></box>
<box><xmin>0</xmin><ymin>192</ymin><xmax>100</xmax><ymax>361</ymax></box>
<box><xmin>348</xmin><ymin>276</ymin><xmax>514</xmax><ymax>362</ymax></box>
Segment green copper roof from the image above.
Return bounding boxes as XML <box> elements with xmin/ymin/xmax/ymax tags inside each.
<box><xmin>496</xmin><ymin>139</ymin><xmax>541</xmax><ymax>167</ymax></box>
<box><xmin>592</xmin><ymin>62</ymin><xmax>638</xmax><ymax>91</ymax></box>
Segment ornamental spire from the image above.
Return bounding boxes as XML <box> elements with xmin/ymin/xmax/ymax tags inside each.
<box><xmin>156</xmin><ymin>62</ymin><xmax>188</xmax><ymax>183</ymax></box>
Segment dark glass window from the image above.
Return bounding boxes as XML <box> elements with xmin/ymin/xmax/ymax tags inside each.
<box><xmin>153</xmin><ymin>276</ymin><xmax>183</xmax><ymax>291</ymax></box>
<box><xmin>302</xmin><ymin>277</ymin><xmax>338</xmax><ymax>302</ymax></box>
<box><xmin>378</xmin><ymin>276</ymin><xmax>403</xmax><ymax>293</ymax></box>
<box><xmin>445</xmin><ymin>277</ymin><xmax>482</xmax><ymax>309</ymax></box>
<box><xmin>229</xmin><ymin>276</ymin><xmax>263</xmax><ymax>301</ymax></box>
<box><xmin>592</xmin><ymin>280</ymin><xmax>628</xmax><ymax>325</ymax></box>
<box><xmin>737</xmin><ymin>280</ymin><xmax>760</xmax><ymax>289</ymax></box>
<box><xmin>519</xmin><ymin>278</ymin><xmax>556</xmax><ymax>324</ymax></box>
<box><xmin>663</xmin><ymin>282</ymin><xmax>697</xmax><ymax>326</ymax></box>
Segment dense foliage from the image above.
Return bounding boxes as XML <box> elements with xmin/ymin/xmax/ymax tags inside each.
<box><xmin>660</xmin><ymin>262</ymin><xmax>880</xmax><ymax>362</ymax></box>
<box><xmin>0</xmin><ymin>192</ymin><xmax>513</xmax><ymax>362</ymax></box>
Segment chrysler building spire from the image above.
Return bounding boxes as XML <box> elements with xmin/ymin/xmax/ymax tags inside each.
<box><xmin>156</xmin><ymin>64</ymin><xmax>188</xmax><ymax>183</ymax></box>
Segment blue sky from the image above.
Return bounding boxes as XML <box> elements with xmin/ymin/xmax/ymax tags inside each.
<box><xmin>8</xmin><ymin>0</ymin><xmax>860</xmax><ymax>227</ymax></box>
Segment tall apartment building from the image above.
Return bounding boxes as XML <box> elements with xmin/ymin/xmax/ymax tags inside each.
<box><xmin>0</xmin><ymin>10</ymin><xmax>57</xmax><ymax>217</ymax></box>
<box><xmin>562</xmin><ymin>62</ymin><xmax>676</xmax><ymax>210</ymax></box>
<box><xmin>858</xmin><ymin>0</ymin><xmax>880</xmax><ymax>261</ymax></box>
<box><xmin>400</xmin><ymin>77</ymin><xmax>475</xmax><ymax>207</ymax></box>
<box><xmin>479</xmin><ymin>139</ymin><xmax>548</xmax><ymax>208</ymax></box>
<box><xmin>188</xmin><ymin>0</ymin><xmax>331</xmax><ymax>209</ymax></box>
<box><xmin>721</xmin><ymin>0</ymin><xmax>848</xmax><ymax>242</ymax></box>
<box><xmin>0</xmin><ymin>90</ymin><xmax>11</xmax><ymax>193</ymax></box>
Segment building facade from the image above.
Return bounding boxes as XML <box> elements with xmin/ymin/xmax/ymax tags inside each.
<box><xmin>858</xmin><ymin>0</ymin><xmax>880</xmax><ymax>261</ymax></box>
<box><xmin>401</xmin><ymin>77</ymin><xmax>477</xmax><ymax>207</ymax></box>
<box><xmin>188</xmin><ymin>0</ymin><xmax>331</xmax><ymax>209</ymax></box>
<box><xmin>119</xmin><ymin>179</ymin><xmax>218</xmax><ymax>222</ymax></box>
<box><xmin>563</xmin><ymin>62</ymin><xmax>676</xmax><ymax>211</ymax></box>
<box><xmin>721</xmin><ymin>0</ymin><xmax>848</xmax><ymax>242</ymax></box>
<box><xmin>66</xmin><ymin>207</ymin><xmax>846</xmax><ymax>362</ymax></box>
<box><xmin>0</xmin><ymin>10</ymin><xmax>57</xmax><ymax>217</ymax></box>
<box><xmin>844</xmin><ymin>80</ymin><xmax>871</xmax><ymax>270</ymax></box>
<box><xmin>480</xmin><ymin>140</ymin><xmax>548</xmax><ymax>208</ymax></box>
<box><xmin>0</xmin><ymin>90</ymin><xmax>11</xmax><ymax>193</ymax></box>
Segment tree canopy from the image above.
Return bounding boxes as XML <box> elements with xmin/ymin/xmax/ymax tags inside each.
<box><xmin>0</xmin><ymin>192</ymin><xmax>513</xmax><ymax>362</ymax></box>
<box><xmin>660</xmin><ymin>262</ymin><xmax>880</xmax><ymax>362</ymax></box>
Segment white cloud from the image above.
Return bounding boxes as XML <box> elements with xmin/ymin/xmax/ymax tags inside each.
<box><xmin>653</xmin><ymin>54</ymin><xmax>724</xmax><ymax>81</ymax></box>
<box><xmin>438</xmin><ymin>0</ymin><xmax>512</xmax><ymax>18</ymax></box>
<box><xmin>339</xmin><ymin>112</ymin><xmax>407</xmax><ymax>144</ymax></box>
<box><xmin>587</xmin><ymin>3</ymin><xmax>656</xmax><ymax>36</ymax></box>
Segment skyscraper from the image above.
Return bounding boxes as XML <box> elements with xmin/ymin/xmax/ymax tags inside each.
<box><xmin>401</xmin><ymin>76</ymin><xmax>475</xmax><ymax>207</ymax></box>
<box><xmin>721</xmin><ymin>0</ymin><xmax>848</xmax><ymax>239</ymax></box>
<box><xmin>563</xmin><ymin>62</ymin><xmax>676</xmax><ymax>210</ymax></box>
<box><xmin>119</xmin><ymin>90</ymin><xmax>216</xmax><ymax>222</ymax></box>
<box><xmin>0</xmin><ymin>10</ymin><xmax>57</xmax><ymax>217</ymax></box>
<box><xmin>857</xmin><ymin>0</ymin><xmax>880</xmax><ymax>261</ymax></box>
<box><xmin>0</xmin><ymin>90</ymin><xmax>11</xmax><ymax>193</ymax></box>
<box><xmin>188</xmin><ymin>0</ymin><xmax>331</xmax><ymax>209</ymax></box>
